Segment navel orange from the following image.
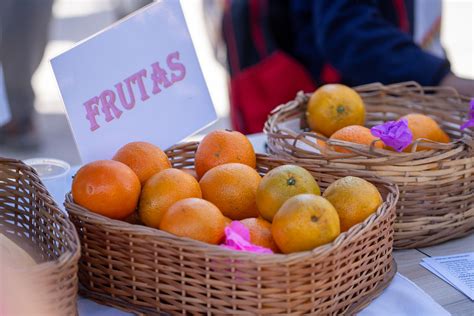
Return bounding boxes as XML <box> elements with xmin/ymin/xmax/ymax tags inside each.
<box><xmin>195</xmin><ymin>130</ymin><xmax>256</xmax><ymax>179</ymax></box>
<box><xmin>323</xmin><ymin>176</ymin><xmax>382</xmax><ymax>232</ymax></box>
<box><xmin>402</xmin><ymin>113</ymin><xmax>450</xmax><ymax>152</ymax></box>
<box><xmin>160</xmin><ymin>198</ymin><xmax>228</xmax><ymax>244</ymax></box>
<box><xmin>72</xmin><ymin>160</ymin><xmax>141</xmax><ymax>219</ymax></box>
<box><xmin>112</xmin><ymin>141</ymin><xmax>171</xmax><ymax>184</ymax></box>
<box><xmin>329</xmin><ymin>125</ymin><xmax>384</xmax><ymax>153</ymax></box>
<box><xmin>271</xmin><ymin>194</ymin><xmax>340</xmax><ymax>254</ymax></box>
<box><xmin>199</xmin><ymin>163</ymin><xmax>261</xmax><ymax>220</ymax></box>
<box><xmin>256</xmin><ymin>165</ymin><xmax>320</xmax><ymax>222</ymax></box>
<box><xmin>139</xmin><ymin>168</ymin><xmax>202</xmax><ymax>228</ymax></box>
<box><xmin>240</xmin><ymin>218</ymin><xmax>279</xmax><ymax>252</ymax></box>
<box><xmin>306</xmin><ymin>84</ymin><xmax>366</xmax><ymax>137</ymax></box>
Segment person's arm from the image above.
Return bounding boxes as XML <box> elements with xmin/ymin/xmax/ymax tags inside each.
<box><xmin>313</xmin><ymin>0</ymin><xmax>450</xmax><ymax>86</ymax></box>
<box><xmin>440</xmin><ymin>73</ymin><xmax>474</xmax><ymax>97</ymax></box>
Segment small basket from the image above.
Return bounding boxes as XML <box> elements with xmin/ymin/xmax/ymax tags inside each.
<box><xmin>65</xmin><ymin>142</ymin><xmax>398</xmax><ymax>315</ymax></box>
<box><xmin>264</xmin><ymin>81</ymin><xmax>474</xmax><ymax>249</ymax></box>
<box><xmin>0</xmin><ymin>158</ymin><xmax>80</xmax><ymax>315</ymax></box>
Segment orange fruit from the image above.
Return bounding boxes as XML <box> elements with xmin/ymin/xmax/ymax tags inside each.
<box><xmin>195</xmin><ymin>130</ymin><xmax>256</xmax><ymax>179</ymax></box>
<box><xmin>240</xmin><ymin>218</ymin><xmax>280</xmax><ymax>252</ymax></box>
<box><xmin>224</xmin><ymin>217</ymin><xmax>232</xmax><ymax>226</ymax></box>
<box><xmin>306</xmin><ymin>84</ymin><xmax>366</xmax><ymax>137</ymax></box>
<box><xmin>112</xmin><ymin>141</ymin><xmax>171</xmax><ymax>184</ymax></box>
<box><xmin>182</xmin><ymin>168</ymin><xmax>199</xmax><ymax>180</ymax></box>
<box><xmin>323</xmin><ymin>176</ymin><xmax>382</xmax><ymax>232</ymax></box>
<box><xmin>199</xmin><ymin>163</ymin><xmax>261</xmax><ymax>220</ymax></box>
<box><xmin>72</xmin><ymin>160</ymin><xmax>141</xmax><ymax>219</ymax></box>
<box><xmin>139</xmin><ymin>168</ymin><xmax>202</xmax><ymax>228</ymax></box>
<box><xmin>256</xmin><ymin>165</ymin><xmax>320</xmax><ymax>222</ymax></box>
<box><xmin>159</xmin><ymin>198</ymin><xmax>228</xmax><ymax>244</ymax></box>
<box><xmin>329</xmin><ymin>125</ymin><xmax>384</xmax><ymax>153</ymax></box>
<box><xmin>272</xmin><ymin>194</ymin><xmax>340</xmax><ymax>254</ymax></box>
<box><xmin>402</xmin><ymin>114</ymin><xmax>451</xmax><ymax>152</ymax></box>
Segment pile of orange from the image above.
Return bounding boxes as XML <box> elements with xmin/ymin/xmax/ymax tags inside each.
<box><xmin>306</xmin><ymin>84</ymin><xmax>451</xmax><ymax>153</ymax></box>
<box><xmin>72</xmin><ymin>129</ymin><xmax>383</xmax><ymax>254</ymax></box>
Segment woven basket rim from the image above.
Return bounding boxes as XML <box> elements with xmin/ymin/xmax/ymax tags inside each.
<box><xmin>65</xmin><ymin>153</ymin><xmax>399</xmax><ymax>263</ymax></box>
<box><xmin>264</xmin><ymin>81</ymin><xmax>473</xmax><ymax>159</ymax></box>
<box><xmin>1</xmin><ymin>157</ymin><xmax>81</xmax><ymax>272</ymax></box>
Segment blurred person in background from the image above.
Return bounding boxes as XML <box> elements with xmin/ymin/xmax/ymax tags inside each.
<box><xmin>0</xmin><ymin>0</ymin><xmax>54</xmax><ymax>148</ymax></box>
<box><xmin>221</xmin><ymin>0</ymin><xmax>474</xmax><ymax>134</ymax></box>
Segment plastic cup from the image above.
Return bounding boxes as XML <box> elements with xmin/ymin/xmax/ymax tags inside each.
<box><xmin>23</xmin><ymin>158</ymin><xmax>71</xmax><ymax>208</ymax></box>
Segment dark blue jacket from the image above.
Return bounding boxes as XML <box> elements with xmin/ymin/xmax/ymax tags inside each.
<box><xmin>224</xmin><ymin>0</ymin><xmax>451</xmax><ymax>87</ymax></box>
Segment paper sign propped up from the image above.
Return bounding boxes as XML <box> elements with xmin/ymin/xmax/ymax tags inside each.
<box><xmin>51</xmin><ymin>0</ymin><xmax>217</xmax><ymax>163</ymax></box>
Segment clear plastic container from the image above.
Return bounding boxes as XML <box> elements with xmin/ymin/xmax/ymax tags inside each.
<box><xmin>24</xmin><ymin>158</ymin><xmax>71</xmax><ymax>209</ymax></box>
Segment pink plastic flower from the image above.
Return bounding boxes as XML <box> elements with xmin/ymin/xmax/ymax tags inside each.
<box><xmin>371</xmin><ymin>118</ymin><xmax>413</xmax><ymax>152</ymax></box>
<box><xmin>460</xmin><ymin>99</ymin><xmax>474</xmax><ymax>130</ymax></box>
<box><xmin>221</xmin><ymin>221</ymin><xmax>273</xmax><ymax>254</ymax></box>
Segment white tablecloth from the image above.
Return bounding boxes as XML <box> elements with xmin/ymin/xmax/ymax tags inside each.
<box><xmin>46</xmin><ymin>134</ymin><xmax>450</xmax><ymax>316</ymax></box>
<box><xmin>76</xmin><ymin>273</ymin><xmax>450</xmax><ymax>316</ymax></box>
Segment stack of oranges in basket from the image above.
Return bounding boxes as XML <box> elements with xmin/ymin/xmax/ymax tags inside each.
<box><xmin>72</xmin><ymin>130</ymin><xmax>384</xmax><ymax>254</ymax></box>
<box><xmin>306</xmin><ymin>84</ymin><xmax>451</xmax><ymax>153</ymax></box>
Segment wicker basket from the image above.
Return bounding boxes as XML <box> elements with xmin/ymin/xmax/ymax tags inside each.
<box><xmin>265</xmin><ymin>81</ymin><xmax>474</xmax><ymax>249</ymax></box>
<box><xmin>0</xmin><ymin>157</ymin><xmax>81</xmax><ymax>315</ymax></box>
<box><xmin>65</xmin><ymin>141</ymin><xmax>398</xmax><ymax>315</ymax></box>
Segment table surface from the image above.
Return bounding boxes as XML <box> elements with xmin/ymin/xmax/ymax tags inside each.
<box><xmin>246</xmin><ymin>134</ymin><xmax>474</xmax><ymax>315</ymax></box>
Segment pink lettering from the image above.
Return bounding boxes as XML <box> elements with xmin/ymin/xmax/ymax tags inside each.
<box><xmin>115</xmin><ymin>81</ymin><xmax>136</xmax><ymax>110</ymax></box>
<box><xmin>127</xmin><ymin>69</ymin><xmax>150</xmax><ymax>101</ymax></box>
<box><xmin>99</xmin><ymin>90</ymin><xmax>122</xmax><ymax>122</ymax></box>
<box><xmin>81</xmin><ymin>51</ymin><xmax>188</xmax><ymax>130</ymax></box>
<box><xmin>167</xmin><ymin>51</ymin><xmax>186</xmax><ymax>83</ymax></box>
<box><xmin>83</xmin><ymin>97</ymin><xmax>101</xmax><ymax>132</ymax></box>
<box><xmin>151</xmin><ymin>62</ymin><xmax>172</xmax><ymax>94</ymax></box>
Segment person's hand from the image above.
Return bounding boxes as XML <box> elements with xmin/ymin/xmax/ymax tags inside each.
<box><xmin>440</xmin><ymin>73</ymin><xmax>474</xmax><ymax>97</ymax></box>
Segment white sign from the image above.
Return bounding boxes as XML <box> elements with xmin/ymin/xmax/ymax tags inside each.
<box><xmin>51</xmin><ymin>0</ymin><xmax>217</xmax><ymax>163</ymax></box>
<box><xmin>0</xmin><ymin>64</ymin><xmax>11</xmax><ymax>126</ymax></box>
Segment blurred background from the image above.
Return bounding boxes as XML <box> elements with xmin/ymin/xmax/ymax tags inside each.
<box><xmin>0</xmin><ymin>0</ymin><xmax>472</xmax><ymax>165</ymax></box>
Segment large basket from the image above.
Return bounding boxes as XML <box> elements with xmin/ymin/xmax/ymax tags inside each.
<box><xmin>65</xmin><ymin>141</ymin><xmax>398</xmax><ymax>315</ymax></box>
<box><xmin>265</xmin><ymin>81</ymin><xmax>474</xmax><ymax>249</ymax></box>
<box><xmin>0</xmin><ymin>158</ymin><xmax>80</xmax><ymax>315</ymax></box>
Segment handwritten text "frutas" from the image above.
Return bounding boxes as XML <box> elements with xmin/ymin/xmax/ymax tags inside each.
<box><xmin>83</xmin><ymin>51</ymin><xmax>186</xmax><ymax>131</ymax></box>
